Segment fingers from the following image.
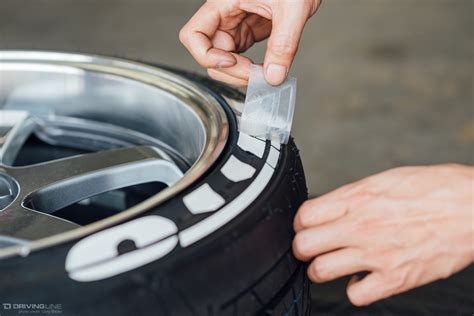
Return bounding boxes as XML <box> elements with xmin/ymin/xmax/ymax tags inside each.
<box><xmin>293</xmin><ymin>181</ymin><xmax>362</xmax><ymax>232</ymax></box>
<box><xmin>215</xmin><ymin>54</ymin><xmax>253</xmax><ymax>79</ymax></box>
<box><xmin>180</xmin><ymin>2</ymin><xmax>236</xmax><ymax>68</ymax></box>
<box><xmin>347</xmin><ymin>273</ymin><xmax>391</xmax><ymax>306</ymax></box>
<box><xmin>293</xmin><ymin>221</ymin><xmax>351</xmax><ymax>261</ymax></box>
<box><xmin>212</xmin><ymin>30</ymin><xmax>236</xmax><ymax>52</ymax></box>
<box><xmin>294</xmin><ymin>198</ymin><xmax>349</xmax><ymax>232</ymax></box>
<box><xmin>263</xmin><ymin>1</ymin><xmax>310</xmax><ymax>85</ymax></box>
<box><xmin>208</xmin><ymin>69</ymin><xmax>248</xmax><ymax>87</ymax></box>
<box><xmin>207</xmin><ymin>54</ymin><xmax>253</xmax><ymax>86</ymax></box>
<box><xmin>181</xmin><ymin>1</ymin><xmax>315</xmax><ymax>84</ymax></box>
<box><xmin>307</xmin><ymin>248</ymin><xmax>370</xmax><ymax>283</ymax></box>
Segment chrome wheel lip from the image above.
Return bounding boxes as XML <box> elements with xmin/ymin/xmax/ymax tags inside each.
<box><xmin>0</xmin><ymin>50</ymin><xmax>229</xmax><ymax>258</ymax></box>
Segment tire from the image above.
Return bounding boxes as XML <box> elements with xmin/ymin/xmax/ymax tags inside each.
<box><xmin>0</xmin><ymin>52</ymin><xmax>309</xmax><ymax>316</ymax></box>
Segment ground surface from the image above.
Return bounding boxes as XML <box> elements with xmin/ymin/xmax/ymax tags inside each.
<box><xmin>1</xmin><ymin>0</ymin><xmax>472</xmax><ymax>315</ymax></box>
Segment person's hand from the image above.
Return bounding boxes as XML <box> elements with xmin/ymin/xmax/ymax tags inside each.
<box><xmin>179</xmin><ymin>0</ymin><xmax>321</xmax><ymax>86</ymax></box>
<box><xmin>293</xmin><ymin>164</ymin><xmax>474</xmax><ymax>306</ymax></box>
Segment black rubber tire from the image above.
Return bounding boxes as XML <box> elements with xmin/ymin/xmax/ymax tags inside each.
<box><xmin>0</xmin><ymin>60</ymin><xmax>309</xmax><ymax>316</ymax></box>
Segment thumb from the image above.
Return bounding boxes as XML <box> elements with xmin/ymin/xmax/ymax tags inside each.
<box><xmin>264</xmin><ymin>2</ymin><xmax>309</xmax><ymax>85</ymax></box>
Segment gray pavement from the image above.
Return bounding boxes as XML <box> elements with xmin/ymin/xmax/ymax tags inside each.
<box><xmin>1</xmin><ymin>0</ymin><xmax>472</xmax><ymax>313</ymax></box>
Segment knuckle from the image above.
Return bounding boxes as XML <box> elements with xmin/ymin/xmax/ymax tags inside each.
<box><xmin>293</xmin><ymin>215</ymin><xmax>303</xmax><ymax>232</ymax></box>
<box><xmin>307</xmin><ymin>264</ymin><xmax>317</xmax><ymax>282</ymax></box>
<box><xmin>388</xmin><ymin>269</ymin><xmax>410</xmax><ymax>291</ymax></box>
<box><xmin>292</xmin><ymin>233</ymin><xmax>309</xmax><ymax>260</ymax></box>
<box><xmin>312</xmin><ymin>258</ymin><xmax>329</xmax><ymax>280</ymax></box>
<box><xmin>351</xmin><ymin>208</ymin><xmax>390</xmax><ymax>235</ymax></box>
<box><xmin>353</xmin><ymin>217</ymin><xmax>379</xmax><ymax>234</ymax></box>
<box><xmin>179</xmin><ymin>28</ymin><xmax>187</xmax><ymax>44</ymax></box>
<box><xmin>377</xmin><ymin>250</ymin><xmax>399</xmax><ymax>271</ymax></box>
<box><xmin>352</xmin><ymin>189</ymin><xmax>378</xmax><ymax>202</ymax></box>
<box><xmin>360</xmin><ymin>250</ymin><xmax>377</xmax><ymax>269</ymax></box>
<box><xmin>269</xmin><ymin>39</ymin><xmax>297</xmax><ymax>58</ymax></box>
<box><xmin>297</xmin><ymin>201</ymin><xmax>312</xmax><ymax>225</ymax></box>
<box><xmin>347</xmin><ymin>288</ymin><xmax>368</xmax><ymax>307</ymax></box>
<box><xmin>178</xmin><ymin>28</ymin><xmax>189</xmax><ymax>44</ymax></box>
<box><xmin>299</xmin><ymin>199</ymin><xmax>312</xmax><ymax>211</ymax></box>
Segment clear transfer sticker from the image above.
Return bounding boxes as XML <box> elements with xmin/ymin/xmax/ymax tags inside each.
<box><xmin>239</xmin><ymin>64</ymin><xmax>296</xmax><ymax>144</ymax></box>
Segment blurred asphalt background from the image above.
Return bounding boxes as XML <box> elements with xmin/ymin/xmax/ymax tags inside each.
<box><xmin>1</xmin><ymin>0</ymin><xmax>472</xmax><ymax>314</ymax></box>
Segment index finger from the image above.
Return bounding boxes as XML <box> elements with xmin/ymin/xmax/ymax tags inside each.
<box><xmin>293</xmin><ymin>221</ymin><xmax>352</xmax><ymax>261</ymax></box>
<box><xmin>179</xmin><ymin>2</ymin><xmax>236</xmax><ymax>68</ymax></box>
<box><xmin>294</xmin><ymin>182</ymin><xmax>359</xmax><ymax>232</ymax></box>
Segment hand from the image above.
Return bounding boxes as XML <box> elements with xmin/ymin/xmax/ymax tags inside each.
<box><xmin>293</xmin><ymin>164</ymin><xmax>474</xmax><ymax>306</ymax></box>
<box><xmin>179</xmin><ymin>0</ymin><xmax>321</xmax><ymax>86</ymax></box>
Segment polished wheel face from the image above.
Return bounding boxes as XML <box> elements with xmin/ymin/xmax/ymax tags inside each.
<box><xmin>0</xmin><ymin>51</ymin><xmax>229</xmax><ymax>255</ymax></box>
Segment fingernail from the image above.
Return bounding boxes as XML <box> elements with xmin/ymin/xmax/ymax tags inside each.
<box><xmin>265</xmin><ymin>63</ymin><xmax>287</xmax><ymax>85</ymax></box>
<box><xmin>216</xmin><ymin>60</ymin><xmax>235</xmax><ymax>68</ymax></box>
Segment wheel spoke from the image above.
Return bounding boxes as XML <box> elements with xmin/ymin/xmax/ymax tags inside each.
<box><xmin>8</xmin><ymin>146</ymin><xmax>184</xmax><ymax>214</ymax></box>
<box><xmin>0</xmin><ymin>110</ymin><xmax>36</xmax><ymax>165</ymax></box>
<box><xmin>0</xmin><ymin>204</ymin><xmax>79</xmax><ymax>240</ymax></box>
